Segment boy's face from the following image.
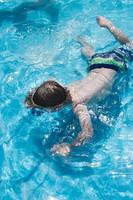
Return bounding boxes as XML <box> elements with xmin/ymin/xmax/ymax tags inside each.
<box><xmin>25</xmin><ymin>91</ymin><xmax>64</xmax><ymax>111</ymax></box>
<box><xmin>25</xmin><ymin>84</ymin><xmax>69</xmax><ymax>110</ymax></box>
<box><xmin>25</xmin><ymin>89</ymin><xmax>45</xmax><ymax>109</ymax></box>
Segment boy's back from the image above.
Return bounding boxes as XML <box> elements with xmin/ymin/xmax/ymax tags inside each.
<box><xmin>68</xmin><ymin>68</ymin><xmax>117</xmax><ymax>105</ymax></box>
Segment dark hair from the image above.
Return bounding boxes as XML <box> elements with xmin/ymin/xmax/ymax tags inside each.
<box><xmin>32</xmin><ymin>80</ymin><xmax>67</xmax><ymax>107</ymax></box>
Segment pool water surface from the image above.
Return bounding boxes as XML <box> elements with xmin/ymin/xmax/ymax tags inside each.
<box><xmin>0</xmin><ymin>0</ymin><xmax>133</xmax><ymax>200</ymax></box>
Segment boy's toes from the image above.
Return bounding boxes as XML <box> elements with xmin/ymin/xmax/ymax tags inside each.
<box><xmin>96</xmin><ymin>16</ymin><xmax>101</xmax><ymax>22</ymax></box>
<box><xmin>77</xmin><ymin>35</ymin><xmax>90</xmax><ymax>47</ymax></box>
<box><xmin>96</xmin><ymin>16</ymin><xmax>105</xmax><ymax>26</ymax></box>
<box><xmin>96</xmin><ymin>16</ymin><xmax>112</xmax><ymax>27</ymax></box>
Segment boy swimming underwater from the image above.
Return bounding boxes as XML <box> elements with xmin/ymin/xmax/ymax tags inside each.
<box><xmin>25</xmin><ymin>16</ymin><xmax>133</xmax><ymax>156</ymax></box>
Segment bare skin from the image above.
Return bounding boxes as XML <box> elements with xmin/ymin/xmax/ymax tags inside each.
<box><xmin>96</xmin><ymin>16</ymin><xmax>131</xmax><ymax>44</ymax></box>
<box><xmin>51</xmin><ymin>16</ymin><xmax>132</xmax><ymax>156</ymax></box>
<box><xmin>77</xmin><ymin>35</ymin><xmax>95</xmax><ymax>57</ymax></box>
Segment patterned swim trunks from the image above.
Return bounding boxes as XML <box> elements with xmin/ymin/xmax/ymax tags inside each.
<box><xmin>89</xmin><ymin>43</ymin><xmax>133</xmax><ymax>72</ymax></box>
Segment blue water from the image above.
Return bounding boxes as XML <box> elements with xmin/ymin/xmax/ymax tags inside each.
<box><xmin>0</xmin><ymin>0</ymin><xmax>133</xmax><ymax>199</ymax></box>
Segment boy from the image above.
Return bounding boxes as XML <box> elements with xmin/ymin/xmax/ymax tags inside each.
<box><xmin>25</xmin><ymin>16</ymin><xmax>133</xmax><ymax>156</ymax></box>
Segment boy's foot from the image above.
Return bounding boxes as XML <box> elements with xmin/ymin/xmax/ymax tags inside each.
<box><xmin>77</xmin><ymin>35</ymin><xmax>90</xmax><ymax>47</ymax></box>
<box><xmin>96</xmin><ymin>16</ymin><xmax>113</xmax><ymax>28</ymax></box>
<box><xmin>77</xmin><ymin>36</ymin><xmax>95</xmax><ymax>57</ymax></box>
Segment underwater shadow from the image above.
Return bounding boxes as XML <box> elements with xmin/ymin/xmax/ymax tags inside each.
<box><xmin>21</xmin><ymin>74</ymin><xmax>128</xmax><ymax>179</ymax></box>
<box><xmin>41</xmin><ymin>85</ymin><xmax>123</xmax><ymax>178</ymax></box>
<box><xmin>0</xmin><ymin>0</ymin><xmax>59</xmax><ymax>27</ymax></box>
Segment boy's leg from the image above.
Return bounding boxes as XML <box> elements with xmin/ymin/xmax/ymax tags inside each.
<box><xmin>97</xmin><ymin>16</ymin><xmax>132</xmax><ymax>45</ymax></box>
<box><xmin>77</xmin><ymin>36</ymin><xmax>95</xmax><ymax>58</ymax></box>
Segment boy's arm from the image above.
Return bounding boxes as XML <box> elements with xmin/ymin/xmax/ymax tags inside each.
<box><xmin>97</xmin><ymin>16</ymin><xmax>131</xmax><ymax>45</ymax></box>
<box><xmin>51</xmin><ymin>103</ymin><xmax>93</xmax><ymax>156</ymax></box>
<box><xmin>70</xmin><ymin>103</ymin><xmax>93</xmax><ymax>147</ymax></box>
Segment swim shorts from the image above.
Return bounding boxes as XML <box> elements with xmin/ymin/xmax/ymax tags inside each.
<box><xmin>89</xmin><ymin>44</ymin><xmax>133</xmax><ymax>72</ymax></box>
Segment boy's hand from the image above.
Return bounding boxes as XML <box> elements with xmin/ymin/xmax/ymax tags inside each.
<box><xmin>51</xmin><ymin>143</ymin><xmax>71</xmax><ymax>156</ymax></box>
<box><xmin>96</xmin><ymin>16</ymin><xmax>113</xmax><ymax>28</ymax></box>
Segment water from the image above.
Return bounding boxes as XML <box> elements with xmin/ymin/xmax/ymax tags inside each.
<box><xmin>0</xmin><ymin>0</ymin><xmax>133</xmax><ymax>199</ymax></box>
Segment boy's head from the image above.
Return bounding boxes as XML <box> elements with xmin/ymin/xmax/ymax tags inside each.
<box><xmin>25</xmin><ymin>80</ymin><xmax>68</xmax><ymax>108</ymax></box>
